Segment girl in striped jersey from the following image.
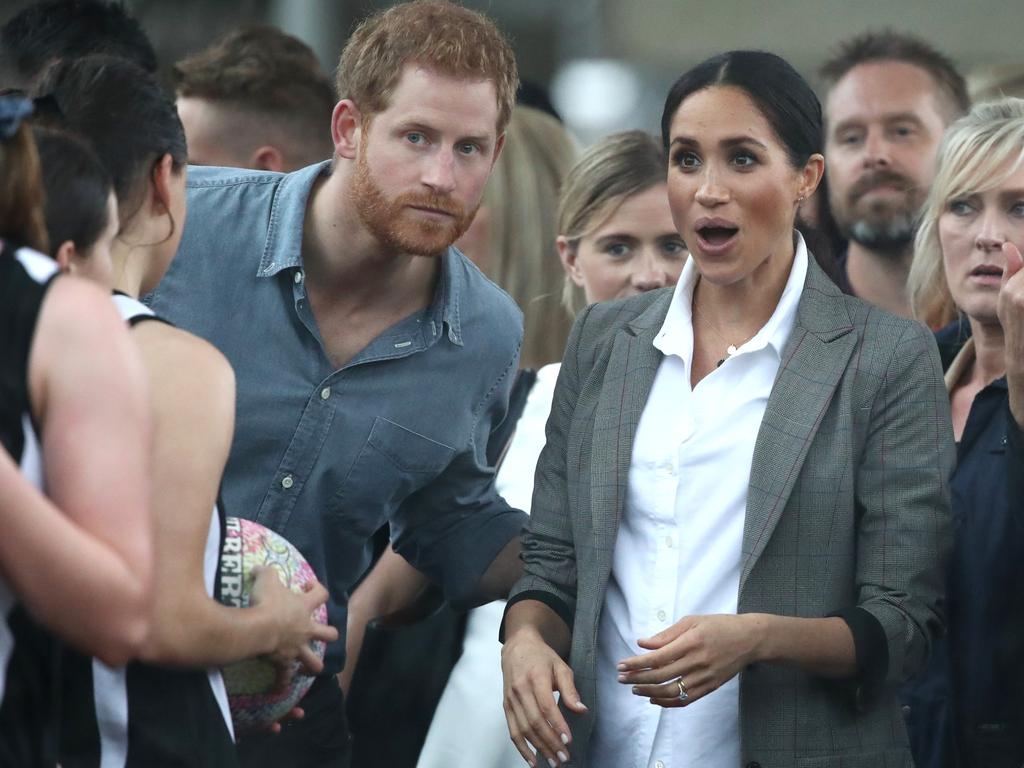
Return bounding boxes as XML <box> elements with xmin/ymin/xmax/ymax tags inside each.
<box><xmin>32</xmin><ymin>60</ymin><xmax>337</xmax><ymax>767</ymax></box>
<box><xmin>0</xmin><ymin>97</ymin><xmax>153</xmax><ymax>766</ymax></box>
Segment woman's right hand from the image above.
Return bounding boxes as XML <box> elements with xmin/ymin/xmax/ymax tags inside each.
<box><xmin>501</xmin><ymin>627</ymin><xmax>587</xmax><ymax>767</ymax></box>
<box><xmin>249</xmin><ymin>566</ymin><xmax>339</xmax><ymax>685</ymax></box>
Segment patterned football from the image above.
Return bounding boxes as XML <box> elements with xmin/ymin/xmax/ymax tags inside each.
<box><xmin>218</xmin><ymin>516</ymin><xmax>328</xmax><ymax>733</ymax></box>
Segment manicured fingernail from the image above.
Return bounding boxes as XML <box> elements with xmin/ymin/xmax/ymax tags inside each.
<box><xmin>632</xmin><ymin>686</ymin><xmax>639</xmax><ymax>693</ymax></box>
<box><xmin>561</xmin><ymin>732</ymin><xmax>569</xmax><ymax>745</ymax></box>
<box><xmin>558</xmin><ymin>751</ymin><xmax>568</xmax><ymax>764</ymax></box>
<box><xmin>616</xmin><ymin>663</ymin><xmax>625</xmax><ymax>670</ymax></box>
<box><xmin>548</xmin><ymin>759</ymin><xmax>556</xmax><ymax>768</ymax></box>
<box><xmin>617</xmin><ymin>673</ymin><xmax>627</xmax><ymax>682</ymax></box>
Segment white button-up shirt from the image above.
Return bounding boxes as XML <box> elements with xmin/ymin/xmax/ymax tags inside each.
<box><xmin>591</xmin><ymin>236</ymin><xmax>808</xmax><ymax>768</ymax></box>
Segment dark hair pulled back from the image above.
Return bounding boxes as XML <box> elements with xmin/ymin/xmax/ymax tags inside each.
<box><xmin>34</xmin><ymin>126</ymin><xmax>114</xmax><ymax>257</ymax></box>
<box><xmin>32</xmin><ymin>54</ymin><xmax>186</xmax><ymax>224</ymax></box>
<box><xmin>661</xmin><ymin>50</ymin><xmax>822</xmax><ymax>170</ymax></box>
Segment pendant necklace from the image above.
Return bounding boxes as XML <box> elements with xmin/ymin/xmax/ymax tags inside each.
<box><xmin>692</xmin><ymin>300</ymin><xmax>747</xmax><ymax>368</ymax></box>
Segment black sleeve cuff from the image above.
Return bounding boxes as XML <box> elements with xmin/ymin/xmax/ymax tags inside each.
<box><xmin>830</xmin><ymin>606</ymin><xmax>888</xmax><ymax>708</ymax></box>
<box><xmin>498</xmin><ymin>590</ymin><xmax>574</xmax><ymax>644</ymax></box>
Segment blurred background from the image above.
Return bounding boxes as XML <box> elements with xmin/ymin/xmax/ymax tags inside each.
<box><xmin>1</xmin><ymin>0</ymin><xmax>1020</xmax><ymax>144</ymax></box>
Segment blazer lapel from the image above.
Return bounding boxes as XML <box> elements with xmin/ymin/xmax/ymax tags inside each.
<box><xmin>589</xmin><ymin>296</ymin><xmax>669</xmax><ymax>541</ymax></box>
<box><xmin>739</xmin><ymin>261</ymin><xmax>857</xmax><ymax>593</ymax></box>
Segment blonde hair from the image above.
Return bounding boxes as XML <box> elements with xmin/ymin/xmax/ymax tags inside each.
<box><xmin>336</xmin><ymin>0</ymin><xmax>518</xmax><ymax>132</ymax></box>
<box><xmin>557</xmin><ymin>130</ymin><xmax>668</xmax><ymax>315</ymax></box>
<box><xmin>479</xmin><ymin>106</ymin><xmax>577</xmax><ymax>368</ymax></box>
<box><xmin>909</xmin><ymin>97</ymin><xmax>1024</xmax><ymax>328</ymax></box>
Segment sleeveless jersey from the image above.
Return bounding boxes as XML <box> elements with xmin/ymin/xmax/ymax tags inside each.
<box><xmin>59</xmin><ymin>294</ymin><xmax>237</xmax><ymax>767</ymax></box>
<box><xmin>0</xmin><ymin>245</ymin><xmax>63</xmax><ymax>766</ymax></box>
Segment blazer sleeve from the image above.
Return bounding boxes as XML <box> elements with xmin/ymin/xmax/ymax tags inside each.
<box><xmin>502</xmin><ymin>304</ymin><xmax>597</xmax><ymax>635</ymax></box>
<box><xmin>853</xmin><ymin>319</ymin><xmax>956</xmax><ymax>690</ymax></box>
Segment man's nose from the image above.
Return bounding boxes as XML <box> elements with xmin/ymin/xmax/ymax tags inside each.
<box><xmin>422</xmin><ymin>150</ymin><xmax>457</xmax><ymax>194</ymax></box>
<box><xmin>862</xmin><ymin>128</ymin><xmax>892</xmax><ymax>169</ymax></box>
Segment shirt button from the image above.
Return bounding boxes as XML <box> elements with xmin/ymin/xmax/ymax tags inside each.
<box><xmin>320</xmin><ymin>386</ymin><xmax>331</xmax><ymax>400</ymax></box>
<box><xmin>657</xmin><ymin>610</ymin><xmax>667</xmax><ymax>622</ymax></box>
<box><xmin>655</xmin><ymin>761</ymin><xmax>666</xmax><ymax>768</ymax></box>
<box><xmin>294</xmin><ymin>270</ymin><xmax>304</xmax><ymax>284</ymax></box>
<box><xmin>281</xmin><ymin>474</ymin><xmax>294</xmax><ymax>490</ymax></box>
<box><xmin>665</xmin><ymin>536</ymin><xmax>673</xmax><ymax>548</ymax></box>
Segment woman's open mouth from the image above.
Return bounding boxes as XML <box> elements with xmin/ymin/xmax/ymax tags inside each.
<box><xmin>694</xmin><ymin>217</ymin><xmax>739</xmax><ymax>255</ymax></box>
<box><xmin>969</xmin><ymin>263</ymin><xmax>1003</xmax><ymax>285</ymax></box>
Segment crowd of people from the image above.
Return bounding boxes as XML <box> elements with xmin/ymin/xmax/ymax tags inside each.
<box><xmin>0</xmin><ymin>1</ymin><xmax>1020</xmax><ymax>767</ymax></box>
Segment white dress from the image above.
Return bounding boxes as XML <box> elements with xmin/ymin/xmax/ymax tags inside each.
<box><xmin>417</xmin><ymin>363</ymin><xmax>561</xmax><ymax>768</ymax></box>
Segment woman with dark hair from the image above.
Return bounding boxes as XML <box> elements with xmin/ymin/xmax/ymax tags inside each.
<box><xmin>417</xmin><ymin>129</ymin><xmax>685</xmax><ymax>768</ymax></box>
<box><xmin>0</xmin><ymin>96</ymin><xmax>152</xmax><ymax>764</ymax></box>
<box><xmin>34</xmin><ymin>56</ymin><xmax>337</xmax><ymax>766</ymax></box>
<box><xmin>33</xmin><ymin>126</ymin><xmax>119</xmax><ymax>284</ymax></box>
<box><xmin>500</xmin><ymin>51</ymin><xmax>954</xmax><ymax>768</ymax></box>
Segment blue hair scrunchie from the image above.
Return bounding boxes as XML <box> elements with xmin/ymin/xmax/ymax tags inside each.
<box><xmin>0</xmin><ymin>96</ymin><xmax>33</xmax><ymax>140</ymax></box>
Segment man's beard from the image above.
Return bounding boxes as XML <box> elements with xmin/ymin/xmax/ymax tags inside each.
<box><xmin>831</xmin><ymin>169</ymin><xmax>923</xmax><ymax>256</ymax></box>
<box><xmin>349</xmin><ymin>148</ymin><xmax>477</xmax><ymax>257</ymax></box>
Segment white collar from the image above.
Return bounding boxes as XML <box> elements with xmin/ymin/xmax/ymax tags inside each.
<box><xmin>654</xmin><ymin>231</ymin><xmax>809</xmax><ymax>364</ymax></box>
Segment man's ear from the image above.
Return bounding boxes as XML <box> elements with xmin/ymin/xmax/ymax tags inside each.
<box><xmin>556</xmin><ymin>235</ymin><xmax>585</xmax><ymax>287</ymax></box>
<box><xmin>490</xmin><ymin>132</ymin><xmax>506</xmax><ymax>168</ymax></box>
<box><xmin>331</xmin><ymin>99</ymin><xmax>362</xmax><ymax>160</ymax></box>
<box><xmin>54</xmin><ymin>240</ymin><xmax>78</xmax><ymax>273</ymax></box>
<box><xmin>250</xmin><ymin>145</ymin><xmax>285</xmax><ymax>173</ymax></box>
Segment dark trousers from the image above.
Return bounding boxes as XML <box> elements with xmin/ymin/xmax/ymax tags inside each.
<box><xmin>236</xmin><ymin>676</ymin><xmax>350</xmax><ymax>768</ymax></box>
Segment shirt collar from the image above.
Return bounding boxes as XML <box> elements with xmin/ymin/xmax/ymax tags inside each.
<box><xmin>255</xmin><ymin>160</ymin><xmax>464</xmax><ymax>347</ymax></box>
<box><xmin>431</xmin><ymin>248</ymin><xmax>465</xmax><ymax>347</ymax></box>
<box><xmin>654</xmin><ymin>230</ymin><xmax>809</xmax><ymax>363</ymax></box>
<box><xmin>944</xmin><ymin>337</ymin><xmax>1008</xmax><ymax>393</ymax></box>
<box><xmin>257</xmin><ymin>161</ymin><xmax>327</xmax><ymax>277</ymax></box>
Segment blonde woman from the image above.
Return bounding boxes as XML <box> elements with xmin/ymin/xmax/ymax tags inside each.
<box><xmin>904</xmin><ymin>97</ymin><xmax>1024</xmax><ymax>768</ymax></box>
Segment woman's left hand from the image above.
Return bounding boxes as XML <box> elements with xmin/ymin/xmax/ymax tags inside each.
<box><xmin>617</xmin><ymin>613</ymin><xmax>762</xmax><ymax>708</ymax></box>
<box><xmin>999</xmin><ymin>242</ymin><xmax>1024</xmax><ymax>429</ymax></box>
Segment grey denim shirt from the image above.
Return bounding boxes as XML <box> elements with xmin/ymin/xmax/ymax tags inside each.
<box><xmin>148</xmin><ymin>162</ymin><xmax>527</xmax><ymax>671</ymax></box>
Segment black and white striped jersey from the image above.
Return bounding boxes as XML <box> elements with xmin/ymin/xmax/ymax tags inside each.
<box><xmin>0</xmin><ymin>244</ymin><xmax>62</xmax><ymax>766</ymax></box>
<box><xmin>58</xmin><ymin>293</ymin><xmax>237</xmax><ymax>768</ymax></box>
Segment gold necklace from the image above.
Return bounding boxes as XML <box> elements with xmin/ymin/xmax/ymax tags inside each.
<box><xmin>691</xmin><ymin>298</ymin><xmax>748</xmax><ymax>368</ymax></box>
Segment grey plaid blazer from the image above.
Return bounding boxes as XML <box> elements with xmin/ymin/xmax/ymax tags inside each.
<box><xmin>509</xmin><ymin>258</ymin><xmax>955</xmax><ymax>768</ymax></box>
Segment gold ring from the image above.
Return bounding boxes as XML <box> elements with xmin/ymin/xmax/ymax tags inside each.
<box><xmin>676</xmin><ymin>678</ymin><xmax>688</xmax><ymax>702</ymax></box>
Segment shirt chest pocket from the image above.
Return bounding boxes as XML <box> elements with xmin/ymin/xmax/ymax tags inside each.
<box><xmin>328</xmin><ymin>417</ymin><xmax>456</xmax><ymax>535</ymax></box>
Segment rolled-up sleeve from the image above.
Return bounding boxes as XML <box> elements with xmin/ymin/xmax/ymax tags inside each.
<box><xmin>500</xmin><ymin>305</ymin><xmax>596</xmax><ymax>639</ymax></box>
<box><xmin>853</xmin><ymin>320</ymin><xmax>956</xmax><ymax>694</ymax></box>
<box><xmin>390</xmin><ymin>342</ymin><xmax>527</xmax><ymax>608</ymax></box>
